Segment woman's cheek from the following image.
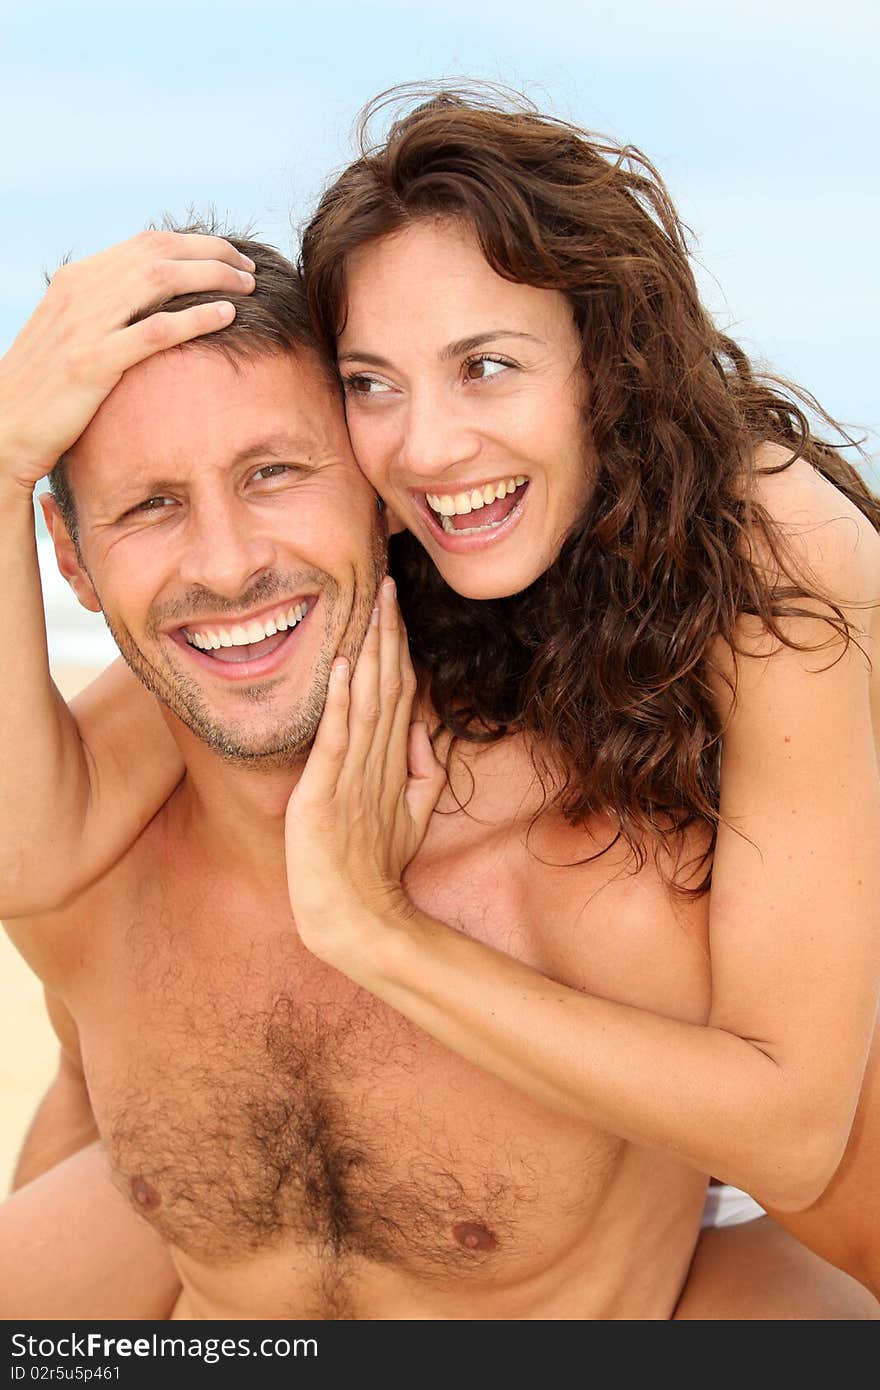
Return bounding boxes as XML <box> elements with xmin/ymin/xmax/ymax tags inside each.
<box><xmin>347</xmin><ymin>414</ymin><xmax>391</xmax><ymax>487</ymax></box>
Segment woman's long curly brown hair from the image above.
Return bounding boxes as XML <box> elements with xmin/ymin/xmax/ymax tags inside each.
<box><xmin>301</xmin><ymin>82</ymin><xmax>880</xmax><ymax>889</ymax></box>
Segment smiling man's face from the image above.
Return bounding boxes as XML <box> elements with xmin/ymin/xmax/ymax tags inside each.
<box><xmin>47</xmin><ymin>345</ymin><xmax>385</xmax><ymax>766</ymax></box>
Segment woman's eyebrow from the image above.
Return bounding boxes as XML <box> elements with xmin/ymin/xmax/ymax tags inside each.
<box><xmin>337</xmin><ymin>330</ymin><xmax>543</xmax><ymax>369</ymax></box>
<box><xmin>439</xmin><ymin>330</ymin><xmax>543</xmax><ymax>360</ymax></box>
<box><xmin>336</xmin><ymin>349</ymin><xmax>391</xmax><ymax>368</ymax></box>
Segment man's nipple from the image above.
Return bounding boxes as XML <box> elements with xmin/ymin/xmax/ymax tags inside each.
<box><xmin>452</xmin><ymin>1220</ymin><xmax>498</xmax><ymax>1252</ymax></box>
<box><xmin>130</xmin><ymin>1176</ymin><xmax>161</xmax><ymax>1210</ymax></box>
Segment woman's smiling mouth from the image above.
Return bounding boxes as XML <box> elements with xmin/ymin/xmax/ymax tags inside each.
<box><xmin>418</xmin><ymin>475</ymin><xmax>529</xmax><ymax>547</ymax></box>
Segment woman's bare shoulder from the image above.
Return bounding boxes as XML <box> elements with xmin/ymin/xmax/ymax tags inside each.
<box><xmin>749</xmin><ymin>443</ymin><xmax>880</xmax><ymax>608</ymax></box>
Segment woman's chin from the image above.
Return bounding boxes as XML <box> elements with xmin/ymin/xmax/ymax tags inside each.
<box><xmin>434</xmin><ymin>552</ymin><xmax>547</xmax><ymax>601</ymax></box>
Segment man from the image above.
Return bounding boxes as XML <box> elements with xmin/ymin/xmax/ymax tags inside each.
<box><xmin>0</xmin><ymin>230</ymin><xmax>876</xmax><ymax>1319</ymax></box>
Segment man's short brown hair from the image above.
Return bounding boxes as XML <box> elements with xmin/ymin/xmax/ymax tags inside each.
<box><xmin>49</xmin><ymin>220</ymin><xmax>331</xmax><ymax>543</ymax></box>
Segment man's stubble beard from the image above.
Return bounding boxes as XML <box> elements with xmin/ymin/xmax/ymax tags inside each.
<box><xmin>93</xmin><ymin>530</ymin><xmax>387</xmax><ymax>770</ymax></box>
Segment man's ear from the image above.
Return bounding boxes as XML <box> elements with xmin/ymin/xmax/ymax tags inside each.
<box><xmin>39</xmin><ymin>494</ymin><xmax>102</xmax><ymax>614</ymax></box>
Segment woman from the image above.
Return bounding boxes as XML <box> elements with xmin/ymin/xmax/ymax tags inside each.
<box><xmin>1</xmin><ymin>87</ymin><xmax>878</xmax><ymax>1315</ymax></box>
<box><xmin>289</xmin><ymin>85</ymin><xmax>880</xmax><ymax>1208</ymax></box>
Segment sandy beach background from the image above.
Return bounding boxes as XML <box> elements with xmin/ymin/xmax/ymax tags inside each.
<box><xmin>0</xmin><ymin>919</ymin><xmax>59</xmax><ymax>1193</ymax></box>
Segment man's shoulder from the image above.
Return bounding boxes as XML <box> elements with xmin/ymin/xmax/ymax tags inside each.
<box><xmin>440</xmin><ymin>729</ymin><xmax>711</xmax><ymax>947</ymax></box>
<box><xmin>522</xmin><ymin>809</ymin><xmax>710</xmax><ymax>929</ymax></box>
<box><xmin>515</xmin><ymin>814</ymin><xmax>711</xmax><ymax>1018</ymax></box>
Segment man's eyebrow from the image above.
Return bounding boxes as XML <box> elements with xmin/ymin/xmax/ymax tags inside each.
<box><xmin>228</xmin><ymin>431</ymin><xmax>320</xmax><ymax>463</ymax></box>
<box><xmin>109</xmin><ymin>439</ymin><xmax>316</xmax><ymax>500</ymax></box>
<box><xmin>337</xmin><ymin>331</ymin><xmax>543</xmax><ymax>368</ymax></box>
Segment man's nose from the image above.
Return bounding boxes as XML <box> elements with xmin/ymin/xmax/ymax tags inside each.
<box><xmin>177</xmin><ymin>494</ymin><xmax>277</xmax><ymax>597</ymax></box>
<box><xmin>399</xmin><ymin>386</ymin><xmax>480</xmax><ymax>480</ymax></box>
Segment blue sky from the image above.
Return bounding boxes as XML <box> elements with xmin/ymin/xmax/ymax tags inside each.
<box><xmin>2</xmin><ymin>0</ymin><xmax>878</xmax><ymax>454</ymax></box>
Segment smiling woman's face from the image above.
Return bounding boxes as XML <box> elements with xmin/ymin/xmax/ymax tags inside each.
<box><xmin>337</xmin><ymin>218</ymin><xmax>597</xmax><ymax>599</ymax></box>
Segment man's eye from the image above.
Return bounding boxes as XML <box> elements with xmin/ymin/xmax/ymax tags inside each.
<box><xmin>252</xmin><ymin>463</ymin><xmax>292</xmax><ymax>481</ymax></box>
<box><xmin>464</xmin><ymin>356</ymin><xmax>511</xmax><ymax>382</ymax></box>
<box><xmin>343</xmin><ymin>374</ymin><xmax>392</xmax><ymax>397</ymax></box>
<box><xmin>135</xmin><ymin>496</ymin><xmax>175</xmax><ymax>513</ymax></box>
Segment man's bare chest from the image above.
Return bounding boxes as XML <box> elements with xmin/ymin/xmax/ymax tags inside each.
<box><xmin>65</xmin><ymin>839</ymin><xmax>630</xmax><ymax>1281</ymax></box>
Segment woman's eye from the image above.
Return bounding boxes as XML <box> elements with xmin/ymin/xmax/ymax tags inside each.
<box><xmin>464</xmin><ymin>356</ymin><xmax>510</xmax><ymax>382</ymax></box>
<box><xmin>344</xmin><ymin>374</ymin><xmax>392</xmax><ymax>397</ymax></box>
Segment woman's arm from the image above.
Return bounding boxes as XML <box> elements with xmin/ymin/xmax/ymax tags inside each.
<box><xmin>768</xmin><ymin>1007</ymin><xmax>880</xmax><ymax>1298</ymax></box>
<box><xmin>0</xmin><ymin>501</ymin><xmax>181</xmax><ymax>917</ymax></box>
<box><xmin>0</xmin><ymin>231</ymin><xmax>248</xmax><ymax>917</ymax></box>
<box><xmin>65</xmin><ymin>659</ymin><xmax>183</xmax><ymax>900</ymax></box>
<box><xmin>284</xmin><ymin>537</ymin><xmax>880</xmax><ymax>1212</ymax></box>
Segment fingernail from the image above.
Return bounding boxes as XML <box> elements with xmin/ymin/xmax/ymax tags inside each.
<box><xmin>216</xmin><ymin>302</ymin><xmax>235</xmax><ymax>320</ymax></box>
<box><xmin>238</xmin><ymin>270</ymin><xmax>255</xmax><ymax>286</ymax></box>
<box><xmin>240</xmin><ymin>255</ymin><xmax>256</xmax><ymax>271</ymax></box>
<box><xmin>371</xmin><ymin>605</ymin><xmax>380</xmax><ymax>625</ymax></box>
<box><xmin>383</xmin><ymin>577</ymin><xmax>396</xmax><ymax>597</ymax></box>
<box><xmin>333</xmin><ymin>657</ymin><xmax>349</xmax><ymax>680</ymax></box>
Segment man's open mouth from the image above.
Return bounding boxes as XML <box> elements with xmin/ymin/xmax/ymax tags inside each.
<box><xmin>179</xmin><ymin>598</ymin><xmax>311</xmax><ymax>665</ymax></box>
<box><xmin>424</xmin><ymin>474</ymin><xmax>528</xmax><ymax>536</ymax></box>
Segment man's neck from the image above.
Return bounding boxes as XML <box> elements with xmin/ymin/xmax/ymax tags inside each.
<box><xmin>163</xmin><ymin>712</ymin><xmax>305</xmax><ymax>887</ymax></box>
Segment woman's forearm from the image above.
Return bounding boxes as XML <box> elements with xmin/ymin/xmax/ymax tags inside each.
<box><xmin>0</xmin><ymin>487</ymin><xmax>94</xmax><ymax>917</ymax></box>
<box><xmin>0</xmin><ymin>489</ymin><xmax>181</xmax><ymax>917</ymax></box>
<box><xmin>331</xmin><ymin>898</ymin><xmax>857</xmax><ymax>1213</ymax></box>
<box><xmin>0</xmin><ymin>229</ymin><xmax>244</xmax><ymax>919</ymax></box>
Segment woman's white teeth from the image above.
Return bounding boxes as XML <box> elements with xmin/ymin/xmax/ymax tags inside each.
<box><xmin>186</xmin><ymin>602</ymin><xmax>308</xmax><ymax>651</ymax></box>
<box><xmin>426</xmin><ymin>476</ymin><xmax>526</xmax><ymax>519</ymax></box>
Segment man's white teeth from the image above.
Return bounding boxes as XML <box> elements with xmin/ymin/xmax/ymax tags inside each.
<box><xmin>426</xmin><ymin>475</ymin><xmax>526</xmax><ymax>518</ymax></box>
<box><xmin>186</xmin><ymin>601</ymin><xmax>308</xmax><ymax>651</ymax></box>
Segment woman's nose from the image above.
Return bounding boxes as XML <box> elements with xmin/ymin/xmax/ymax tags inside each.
<box><xmin>398</xmin><ymin>387</ymin><xmax>480</xmax><ymax>481</ymax></box>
